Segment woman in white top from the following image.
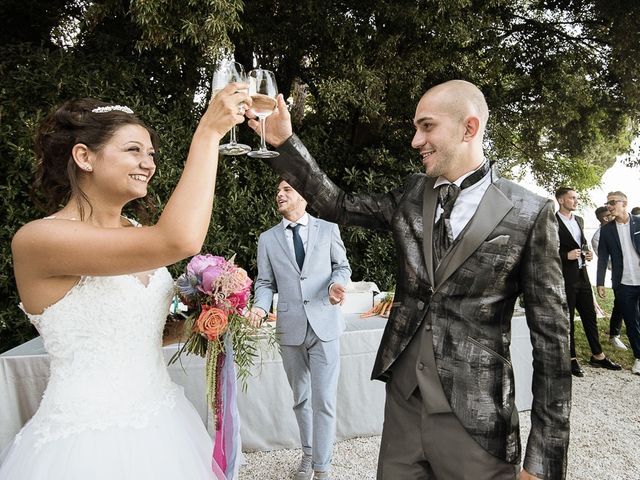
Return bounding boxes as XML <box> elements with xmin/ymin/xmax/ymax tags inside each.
<box><xmin>0</xmin><ymin>86</ymin><xmax>250</xmax><ymax>480</ymax></box>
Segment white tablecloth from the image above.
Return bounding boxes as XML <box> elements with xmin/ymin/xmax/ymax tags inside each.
<box><xmin>0</xmin><ymin>313</ymin><xmax>533</xmax><ymax>453</ymax></box>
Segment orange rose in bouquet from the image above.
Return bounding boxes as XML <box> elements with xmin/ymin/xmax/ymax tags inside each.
<box><xmin>195</xmin><ymin>306</ymin><xmax>228</xmax><ymax>341</ymax></box>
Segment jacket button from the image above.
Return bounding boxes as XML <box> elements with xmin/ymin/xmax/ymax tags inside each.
<box><xmin>417</xmin><ymin>362</ymin><xmax>425</xmax><ymax>370</ymax></box>
<box><xmin>303</xmin><ymin>300</ymin><xmax>309</xmax><ymax>305</ymax></box>
<box><xmin>425</xmin><ymin>324</ymin><xmax>432</xmax><ymax>332</ymax></box>
<box><xmin>417</xmin><ymin>301</ymin><xmax>425</xmax><ymax>310</ymax></box>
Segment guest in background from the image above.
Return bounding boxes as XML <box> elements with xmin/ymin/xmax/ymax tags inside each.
<box><xmin>632</xmin><ymin>207</ymin><xmax>640</xmax><ymax>215</ymax></box>
<box><xmin>597</xmin><ymin>191</ymin><xmax>640</xmax><ymax>376</ymax></box>
<box><xmin>245</xmin><ymin>180</ymin><xmax>351</xmax><ymax>480</ymax></box>
<box><xmin>592</xmin><ymin>206</ymin><xmax>628</xmax><ymax>350</ymax></box>
<box><xmin>249</xmin><ymin>79</ymin><xmax>571</xmax><ymax>480</ymax></box>
<box><xmin>555</xmin><ymin>188</ymin><xmax>621</xmax><ymax>377</ymax></box>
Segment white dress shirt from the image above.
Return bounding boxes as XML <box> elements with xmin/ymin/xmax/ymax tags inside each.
<box><xmin>282</xmin><ymin>212</ymin><xmax>309</xmax><ymax>260</ymax></box>
<box><xmin>557</xmin><ymin>212</ymin><xmax>585</xmax><ymax>268</ymax></box>
<box><xmin>616</xmin><ymin>220</ymin><xmax>640</xmax><ymax>286</ymax></box>
<box><xmin>433</xmin><ymin>164</ymin><xmax>492</xmax><ymax>240</ymax></box>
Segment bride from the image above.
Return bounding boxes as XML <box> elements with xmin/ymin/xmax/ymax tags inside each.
<box><xmin>0</xmin><ymin>86</ymin><xmax>250</xmax><ymax>479</ymax></box>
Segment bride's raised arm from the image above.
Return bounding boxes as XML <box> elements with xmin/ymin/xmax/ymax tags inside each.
<box><xmin>13</xmin><ymin>83</ymin><xmax>250</xmax><ymax>312</ymax></box>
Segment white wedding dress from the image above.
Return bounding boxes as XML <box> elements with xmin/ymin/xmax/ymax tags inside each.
<box><xmin>0</xmin><ymin>268</ymin><xmax>223</xmax><ymax>479</ymax></box>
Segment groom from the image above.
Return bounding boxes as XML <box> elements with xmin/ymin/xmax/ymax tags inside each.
<box><xmin>246</xmin><ymin>179</ymin><xmax>351</xmax><ymax>480</ymax></box>
<box><xmin>248</xmin><ymin>80</ymin><xmax>571</xmax><ymax>479</ymax></box>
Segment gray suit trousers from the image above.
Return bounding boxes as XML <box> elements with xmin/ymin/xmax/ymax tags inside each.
<box><xmin>377</xmin><ymin>326</ymin><xmax>519</xmax><ymax>480</ymax></box>
<box><xmin>280</xmin><ymin>322</ymin><xmax>340</xmax><ymax>472</ymax></box>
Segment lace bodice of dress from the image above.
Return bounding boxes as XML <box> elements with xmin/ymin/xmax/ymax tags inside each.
<box><xmin>21</xmin><ymin>268</ymin><xmax>179</xmax><ymax>449</ymax></box>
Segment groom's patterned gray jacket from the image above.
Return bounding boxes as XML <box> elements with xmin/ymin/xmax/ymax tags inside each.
<box><xmin>266</xmin><ymin>134</ymin><xmax>572</xmax><ymax>480</ymax></box>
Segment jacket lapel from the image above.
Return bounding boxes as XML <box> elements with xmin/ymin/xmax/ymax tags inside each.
<box><xmin>630</xmin><ymin>214</ymin><xmax>640</xmax><ymax>256</ymax></box>
<box><xmin>275</xmin><ymin>223</ymin><xmax>300</xmax><ymax>272</ymax></box>
<box><xmin>303</xmin><ymin>215</ymin><xmax>319</xmax><ymax>273</ymax></box>
<box><xmin>434</xmin><ymin>182</ymin><xmax>513</xmax><ymax>290</ymax></box>
<box><xmin>422</xmin><ymin>176</ymin><xmax>438</xmax><ymax>287</ymax></box>
<box><xmin>556</xmin><ymin>213</ymin><xmax>580</xmax><ymax>249</ymax></box>
<box><xmin>608</xmin><ymin>221</ymin><xmax>623</xmax><ymax>254</ymax></box>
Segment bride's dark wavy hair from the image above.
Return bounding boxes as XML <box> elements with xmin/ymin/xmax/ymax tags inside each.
<box><xmin>33</xmin><ymin>98</ymin><xmax>160</xmax><ymax>222</ymax></box>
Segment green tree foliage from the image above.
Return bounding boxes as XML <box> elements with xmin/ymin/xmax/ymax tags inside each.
<box><xmin>1</xmin><ymin>0</ymin><xmax>639</xmax><ymax>352</ymax></box>
<box><xmin>228</xmin><ymin>0</ymin><xmax>640</xmax><ymax>292</ymax></box>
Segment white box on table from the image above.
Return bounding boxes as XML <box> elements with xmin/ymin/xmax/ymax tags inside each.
<box><xmin>341</xmin><ymin>281</ymin><xmax>380</xmax><ymax>314</ymax></box>
<box><xmin>341</xmin><ymin>291</ymin><xmax>376</xmax><ymax>314</ymax></box>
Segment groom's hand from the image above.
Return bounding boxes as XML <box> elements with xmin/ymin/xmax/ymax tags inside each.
<box><xmin>247</xmin><ymin>94</ymin><xmax>292</xmax><ymax>148</ymax></box>
<box><xmin>329</xmin><ymin>283</ymin><xmax>346</xmax><ymax>305</ymax></box>
<box><xmin>519</xmin><ymin>469</ymin><xmax>541</xmax><ymax>480</ymax></box>
<box><xmin>245</xmin><ymin>306</ymin><xmax>267</xmax><ymax>327</ymax></box>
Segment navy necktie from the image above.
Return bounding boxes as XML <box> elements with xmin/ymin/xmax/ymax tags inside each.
<box><xmin>433</xmin><ymin>161</ymin><xmax>490</xmax><ymax>268</ymax></box>
<box><xmin>288</xmin><ymin>224</ymin><xmax>305</xmax><ymax>270</ymax></box>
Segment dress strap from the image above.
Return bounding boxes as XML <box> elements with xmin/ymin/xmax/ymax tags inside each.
<box><xmin>122</xmin><ymin>216</ymin><xmax>141</xmax><ymax>227</ymax></box>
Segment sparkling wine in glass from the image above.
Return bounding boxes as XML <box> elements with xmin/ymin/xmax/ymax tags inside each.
<box><xmin>247</xmin><ymin>69</ymin><xmax>279</xmax><ymax>159</ymax></box>
<box><xmin>211</xmin><ymin>61</ymin><xmax>251</xmax><ymax>156</ymax></box>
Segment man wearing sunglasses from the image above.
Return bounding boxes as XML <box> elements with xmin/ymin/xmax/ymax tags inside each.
<box><xmin>592</xmin><ymin>206</ymin><xmax>628</xmax><ymax>351</ymax></box>
<box><xmin>596</xmin><ymin>191</ymin><xmax>640</xmax><ymax>375</ymax></box>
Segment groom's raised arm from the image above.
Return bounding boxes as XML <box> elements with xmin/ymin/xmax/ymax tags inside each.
<box><xmin>247</xmin><ymin>95</ymin><xmax>405</xmax><ymax>231</ymax></box>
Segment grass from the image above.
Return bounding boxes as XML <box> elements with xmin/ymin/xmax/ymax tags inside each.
<box><xmin>573</xmin><ymin>287</ymin><xmax>636</xmax><ymax>369</ymax></box>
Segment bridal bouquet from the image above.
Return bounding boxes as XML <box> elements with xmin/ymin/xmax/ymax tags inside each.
<box><xmin>169</xmin><ymin>254</ymin><xmax>264</xmax><ymax>478</ymax></box>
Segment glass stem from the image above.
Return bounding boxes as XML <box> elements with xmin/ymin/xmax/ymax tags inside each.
<box><xmin>259</xmin><ymin>117</ymin><xmax>268</xmax><ymax>151</ymax></box>
<box><xmin>229</xmin><ymin>126</ymin><xmax>238</xmax><ymax>145</ymax></box>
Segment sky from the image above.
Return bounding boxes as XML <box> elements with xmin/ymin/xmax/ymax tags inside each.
<box><xmin>518</xmin><ymin>158</ymin><xmax>639</xmax><ymax>286</ymax></box>
<box><xmin>519</xmin><ymin>158</ymin><xmax>640</xmax><ymax>229</ymax></box>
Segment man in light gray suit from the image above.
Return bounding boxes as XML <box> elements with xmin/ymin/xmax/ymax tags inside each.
<box><xmin>246</xmin><ymin>179</ymin><xmax>351</xmax><ymax>480</ymax></box>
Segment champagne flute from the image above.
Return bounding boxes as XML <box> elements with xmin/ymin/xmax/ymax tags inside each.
<box><xmin>211</xmin><ymin>61</ymin><xmax>252</xmax><ymax>156</ymax></box>
<box><xmin>247</xmin><ymin>69</ymin><xmax>279</xmax><ymax>159</ymax></box>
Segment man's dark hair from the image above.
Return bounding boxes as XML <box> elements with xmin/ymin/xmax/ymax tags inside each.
<box><xmin>595</xmin><ymin>206</ymin><xmax>608</xmax><ymax>217</ymax></box>
<box><xmin>632</xmin><ymin>207</ymin><xmax>640</xmax><ymax>215</ymax></box>
<box><xmin>554</xmin><ymin>186</ymin><xmax>575</xmax><ymax>199</ymax></box>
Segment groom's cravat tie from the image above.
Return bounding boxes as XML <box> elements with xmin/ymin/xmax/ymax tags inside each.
<box><xmin>288</xmin><ymin>224</ymin><xmax>305</xmax><ymax>270</ymax></box>
<box><xmin>433</xmin><ymin>161</ymin><xmax>490</xmax><ymax>268</ymax></box>
<box><xmin>433</xmin><ymin>183</ymin><xmax>460</xmax><ymax>268</ymax></box>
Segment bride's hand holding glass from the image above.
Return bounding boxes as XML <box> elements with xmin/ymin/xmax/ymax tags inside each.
<box><xmin>211</xmin><ymin>61</ymin><xmax>253</xmax><ymax>155</ymax></box>
<box><xmin>198</xmin><ymin>82</ymin><xmax>251</xmax><ymax>141</ymax></box>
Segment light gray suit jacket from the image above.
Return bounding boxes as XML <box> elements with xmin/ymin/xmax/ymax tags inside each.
<box><xmin>253</xmin><ymin>215</ymin><xmax>352</xmax><ymax>346</ymax></box>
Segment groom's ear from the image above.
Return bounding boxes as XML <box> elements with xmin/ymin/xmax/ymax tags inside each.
<box><xmin>462</xmin><ymin>116</ymin><xmax>480</xmax><ymax>142</ymax></box>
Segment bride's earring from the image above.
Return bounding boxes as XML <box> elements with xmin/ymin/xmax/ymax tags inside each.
<box><xmin>82</xmin><ymin>165</ymin><xmax>92</xmax><ymax>172</ymax></box>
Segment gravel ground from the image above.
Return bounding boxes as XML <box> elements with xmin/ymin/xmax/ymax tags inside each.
<box><xmin>239</xmin><ymin>367</ymin><xmax>639</xmax><ymax>479</ymax></box>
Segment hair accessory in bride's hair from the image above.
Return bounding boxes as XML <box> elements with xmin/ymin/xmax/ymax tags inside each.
<box><xmin>91</xmin><ymin>105</ymin><xmax>134</xmax><ymax>114</ymax></box>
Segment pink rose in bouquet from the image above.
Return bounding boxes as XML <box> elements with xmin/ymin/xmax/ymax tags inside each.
<box><xmin>186</xmin><ymin>254</ymin><xmax>227</xmax><ymax>295</ymax></box>
<box><xmin>228</xmin><ymin>289</ymin><xmax>250</xmax><ymax>312</ymax></box>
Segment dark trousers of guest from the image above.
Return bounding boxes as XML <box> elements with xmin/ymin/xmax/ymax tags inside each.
<box><xmin>609</xmin><ymin>297</ymin><xmax>624</xmax><ymax>337</ymax></box>
<box><xmin>566</xmin><ymin>277</ymin><xmax>602</xmax><ymax>358</ymax></box>
<box><xmin>615</xmin><ymin>284</ymin><xmax>640</xmax><ymax>359</ymax></box>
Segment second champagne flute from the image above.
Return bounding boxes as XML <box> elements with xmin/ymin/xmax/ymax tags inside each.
<box><xmin>247</xmin><ymin>68</ymin><xmax>279</xmax><ymax>159</ymax></box>
<box><xmin>212</xmin><ymin>61</ymin><xmax>252</xmax><ymax>156</ymax></box>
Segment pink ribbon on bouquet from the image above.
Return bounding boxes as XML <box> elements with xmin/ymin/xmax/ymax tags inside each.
<box><xmin>211</xmin><ymin>336</ymin><xmax>240</xmax><ymax>478</ymax></box>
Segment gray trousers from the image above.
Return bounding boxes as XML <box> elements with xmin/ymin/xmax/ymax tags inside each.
<box><xmin>377</xmin><ymin>326</ymin><xmax>519</xmax><ymax>480</ymax></box>
<box><xmin>280</xmin><ymin>323</ymin><xmax>340</xmax><ymax>472</ymax></box>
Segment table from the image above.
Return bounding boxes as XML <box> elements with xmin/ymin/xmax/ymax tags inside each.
<box><xmin>0</xmin><ymin>313</ymin><xmax>533</xmax><ymax>453</ymax></box>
